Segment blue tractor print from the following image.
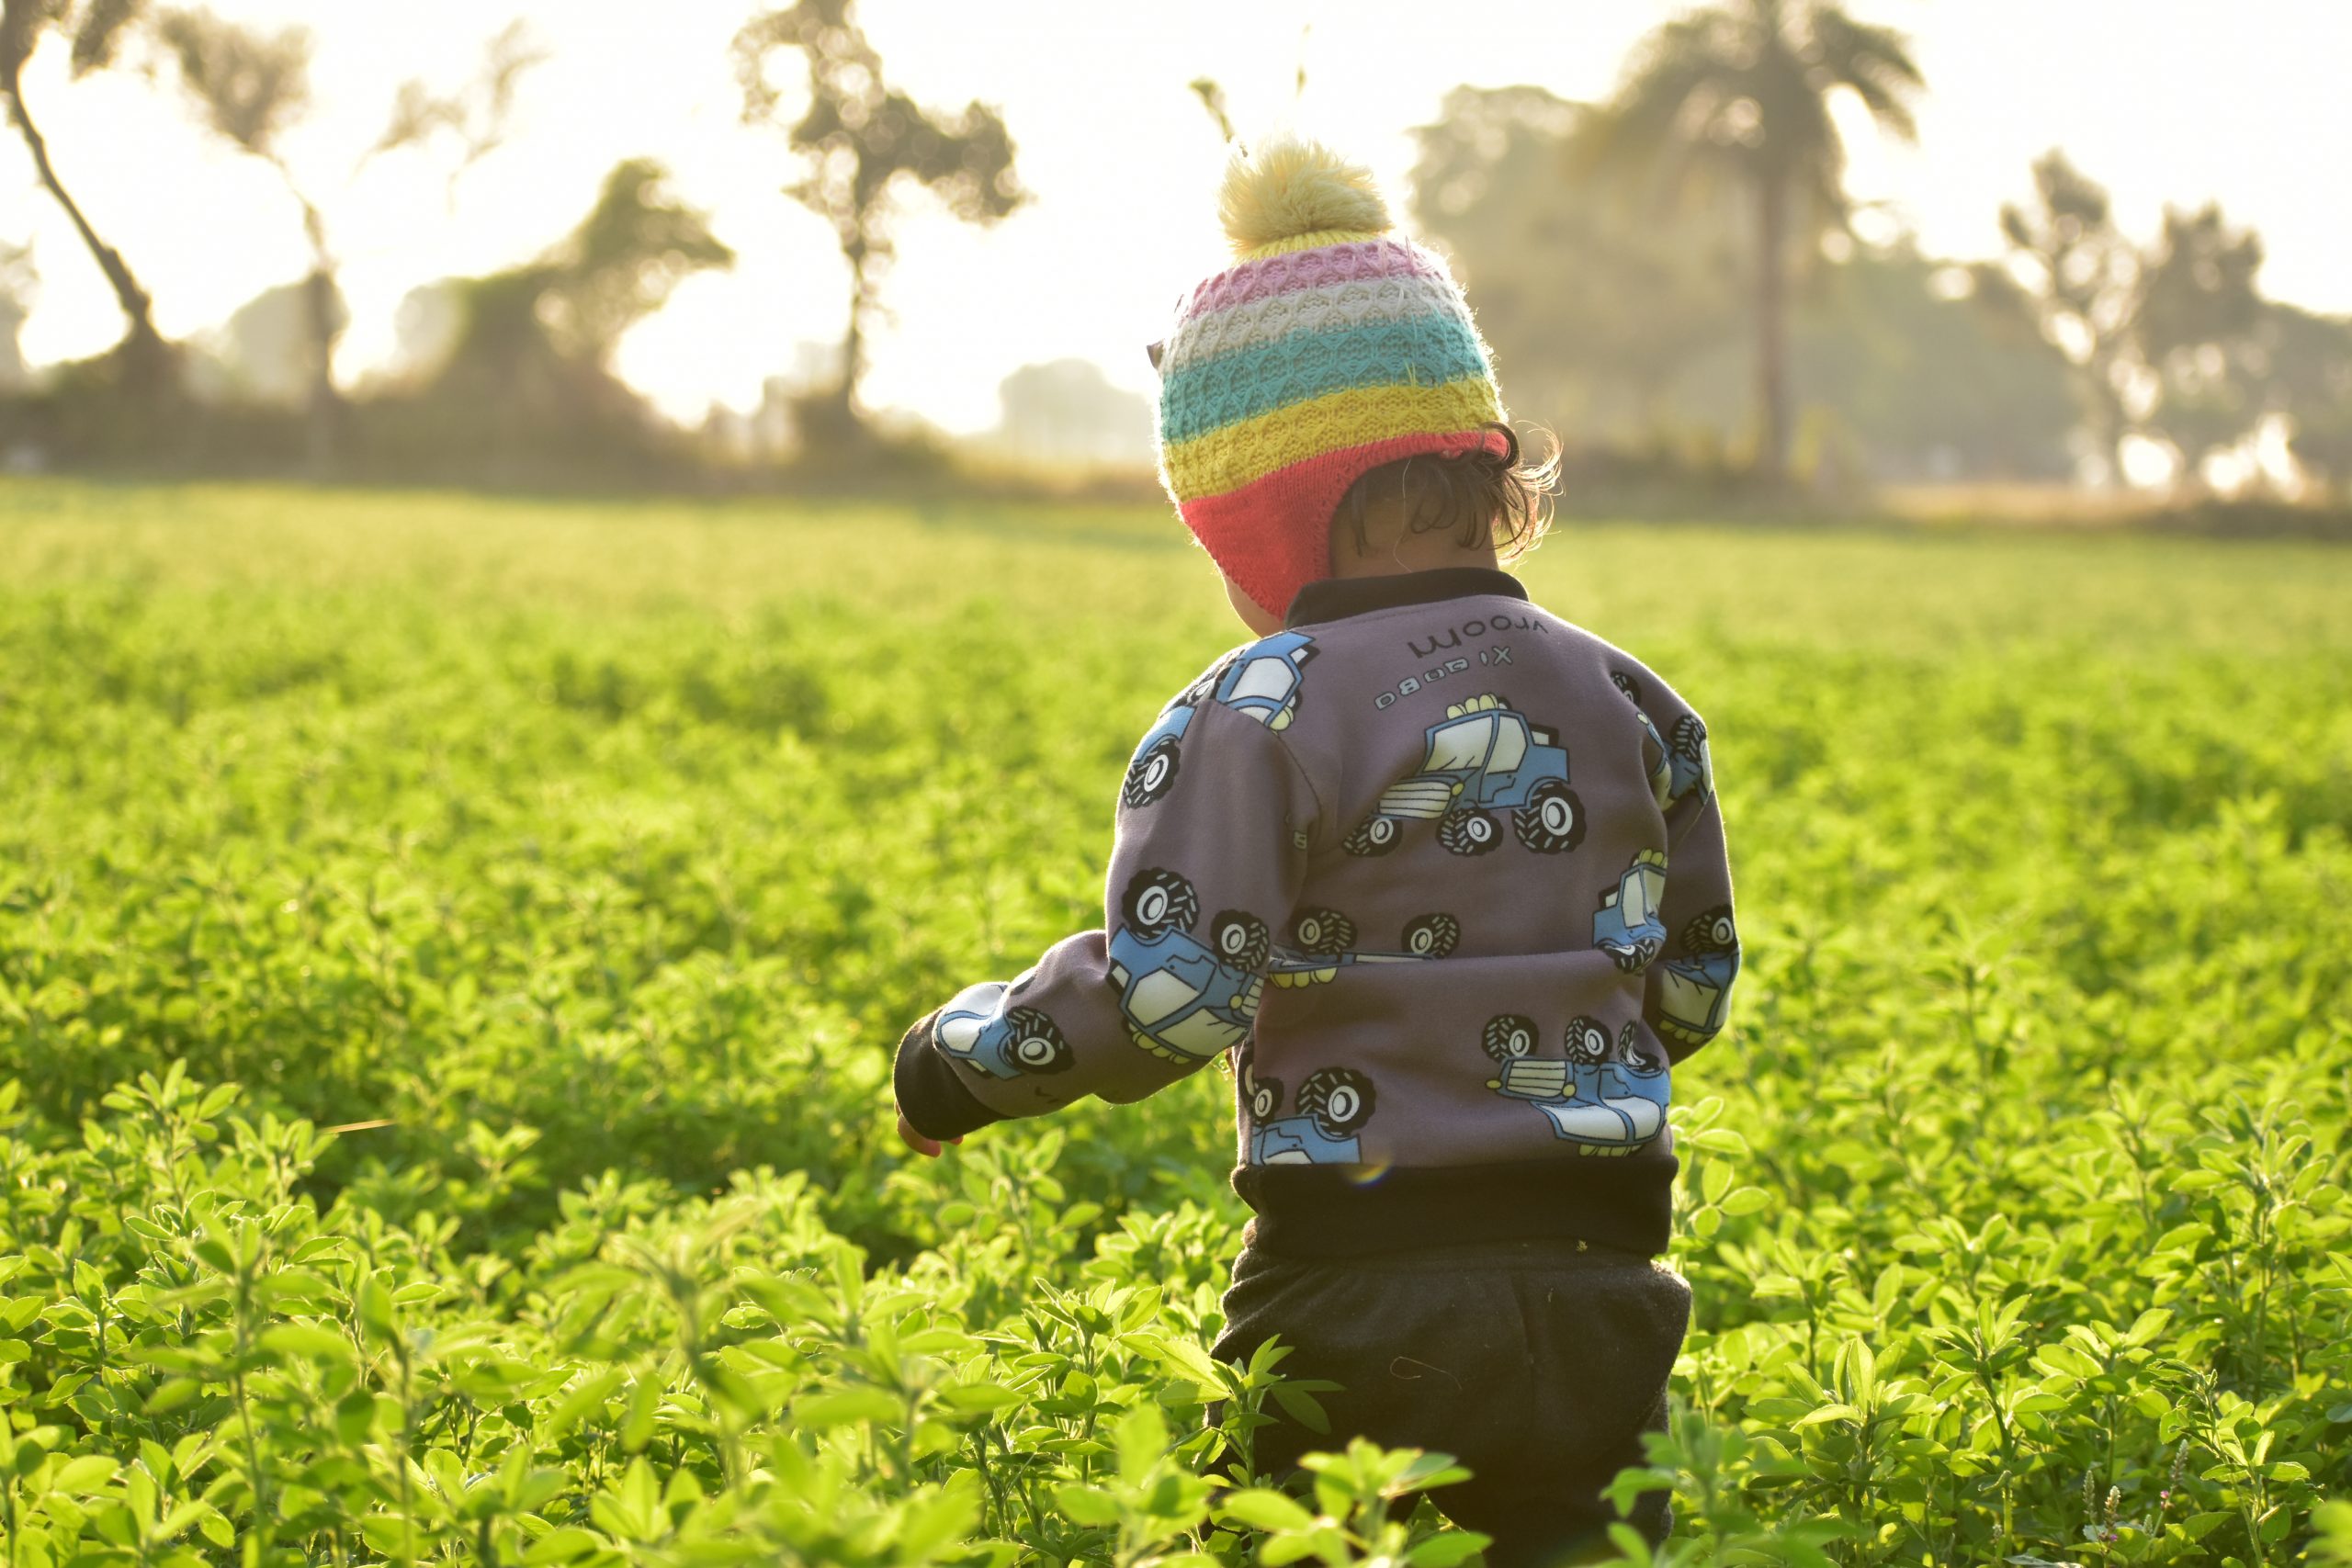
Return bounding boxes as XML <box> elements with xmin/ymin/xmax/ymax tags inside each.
<box><xmin>1123</xmin><ymin>703</ymin><xmax>1193</xmax><ymax>808</ymax></box>
<box><xmin>1611</xmin><ymin>670</ymin><xmax>1674</xmax><ymax>808</ymax></box>
<box><xmin>1652</xmin><ymin>905</ymin><xmax>1739</xmax><ymax>1048</ymax></box>
<box><xmin>1666</xmin><ymin>714</ymin><xmax>1712</xmax><ymax>806</ymax></box>
<box><xmin>932</xmin><ymin>979</ymin><xmax>1075</xmax><ymax>1080</ymax></box>
<box><xmin>1593</xmin><ymin>850</ymin><xmax>1668</xmax><ymax>971</ymax></box>
<box><xmin>1243</xmin><ymin>1060</ymin><xmax>1376</xmax><ymax>1165</ymax></box>
<box><xmin>1637</xmin><ymin>711</ymin><xmax>1672</xmax><ymax>808</ymax></box>
<box><xmin>1266</xmin><ymin>911</ymin><xmax>1460</xmax><ymax>987</ymax></box>
<box><xmin>1211</xmin><ymin>630</ymin><xmax>1317</xmax><ymax>730</ymax></box>
<box><xmin>1105</xmin><ymin>868</ymin><xmax>1267</xmax><ymax>1064</ymax></box>
<box><xmin>1483</xmin><ymin>1013</ymin><xmax>1669</xmax><ymax>1149</ymax></box>
<box><xmin>1343</xmin><ymin>694</ymin><xmax>1583</xmax><ymax>857</ymax></box>
<box><xmin>1123</xmin><ymin>634</ymin><xmax>1316</xmax><ymax>808</ymax></box>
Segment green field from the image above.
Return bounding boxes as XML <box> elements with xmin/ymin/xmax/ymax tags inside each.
<box><xmin>2</xmin><ymin>479</ymin><xmax>2348</xmax><ymax>1566</ymax></box>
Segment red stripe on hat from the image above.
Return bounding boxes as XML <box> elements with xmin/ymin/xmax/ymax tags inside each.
<box><xmin>1178</xmin><ymin>427</ymin><xmax>1512</xmax><ymax>618</ymax></box>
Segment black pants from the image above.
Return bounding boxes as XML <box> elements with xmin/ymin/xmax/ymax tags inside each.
<box><xmin>1210</xmin><ymin>1237</ymin><xmax>1690</xmax><ymax>1567</ymax></box>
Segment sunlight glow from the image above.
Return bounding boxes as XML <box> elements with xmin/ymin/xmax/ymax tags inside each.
<box><xmin>4</xmin><ymin>0</ymin><xmax>2347</xmax><ymax>433</ymax></box>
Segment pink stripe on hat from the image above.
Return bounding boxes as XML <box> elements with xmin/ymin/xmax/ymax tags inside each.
<box><xmin>1181</xmin><ymin>238</ymin><xmax>1453</xmax><ymax>320</ymax></box>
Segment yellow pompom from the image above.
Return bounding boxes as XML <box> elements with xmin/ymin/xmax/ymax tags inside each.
<box><xmin>1218</xmin><ymin>135</ymin><xmax>1391</xmax><ymax>259</ymax></box>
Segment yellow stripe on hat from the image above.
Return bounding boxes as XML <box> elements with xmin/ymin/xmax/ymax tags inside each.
<box><xmin>1164</xmin><ymin>377</ymin><xmax>1504</xmax><ymax>500</ymax></box>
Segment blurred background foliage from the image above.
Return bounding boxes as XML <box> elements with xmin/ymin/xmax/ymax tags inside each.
<box><xmin>0</xmin><ymin>0</ymin><xmax>2348</xmax><ymax>514</ymax></box>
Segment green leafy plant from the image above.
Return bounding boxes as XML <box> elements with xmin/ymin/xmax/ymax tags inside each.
<box><xmin>0</xmin><ymin>478</ymin><xmax>2346</xmax><ymax>1564</ymax></box>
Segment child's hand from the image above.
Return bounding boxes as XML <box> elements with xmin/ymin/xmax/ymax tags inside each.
<box><xmin>896</xmin><ymin>1107</ymin><xmax>960</xmax><ymax>1158</ymax></box>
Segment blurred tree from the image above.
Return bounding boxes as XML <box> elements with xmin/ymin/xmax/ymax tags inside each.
<box><xmin>372</xmin><ymin>19</ymin><xmax>545</xmax><ymax>203</ymax></box>
<box><xmin>154</xmin><ymin>11</ymin><xmax>542</xmax><ymax>472</ymax></box>
<box><xmin>1410</xmin><ymin>84</ymin><xmax>1740</xmax><ymax>444</ymax></box>
<box><xmin>1580</xmin><ymin>0</ymin><xmax>1922</xmax><ymax>479</ymax></box>
<box><xmin>1794</xmin><ymin>250</ymin><xmax>2076</xmax><ymax>481</ymax></box>
<box><xmin>535</xmin><ymin>157</ymin><xmax>735</xmax><ymax>367</ymax></box>
<box><xmin>188</xmin><ymin>276</ymin><xmax>343</xmax><ymax>407</ymax></box>
<box><xmin>2132</xmin><ymin>202</ymin><xmax>2267</xmax><ymax>489</ymax></box>
<box><xmin>1999</xmin><ymin>151</ymin><xmax>2138</xmax><ymax>482</ymax></box>
<box><xmin>1660</xmin><ymin>248</ymin><xmax>2077</xmax><ymax>483</ymax></box>
<box><xmin>992</xmin><ymin>358</ymin><xmax>1152</xmax><ymax>468</ymax></box>
<box><xmin>0</xmin><ymin>238</ymin><xmax>31</xmax><ymax>387</ymax></box>
<box><xmin>732</xmin><ymin>0</ymin><xmax>1024</xmax><ymax>445</ymax></box>
<box><xmin>1</xmin><ymin>0</ymin><xmax>169</xmax><ymax>390</ymax></box>
<box><xmin>2005</xmin><ymin>161</ymin><xmax>2301</xmax><ymax>494</ymax></box>
<box><xmin>152</xmin><ymin>8</ymin><xmax>339</xmax><ymax>464</ymax></box>
<box><xmin>394</xmin><ymin>158</ymin><xmax>731</xmax><ymax>471</ymax></box>
<box><xmin>2267</xmin><ymin>303</ymin><xmax>2352</xmax><ymax>498</ymax></box>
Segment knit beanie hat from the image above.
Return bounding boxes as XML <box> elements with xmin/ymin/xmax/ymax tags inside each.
<box><xmin>1155</xmin><ymin>136</ymin><xmax>1510</xmax><ymax>618</ymax></box>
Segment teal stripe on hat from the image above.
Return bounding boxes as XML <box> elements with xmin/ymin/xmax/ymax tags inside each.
<box><xmin>1159</xmin><ymin>312</ymin><xmax>1492</xmax><ymax>446</ymax></box>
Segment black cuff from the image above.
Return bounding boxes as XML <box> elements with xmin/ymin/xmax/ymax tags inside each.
<box><xmin>893</xmin><ymin>1010</ymin><xmax>1009</xmax><ymax>1140</ymax></box>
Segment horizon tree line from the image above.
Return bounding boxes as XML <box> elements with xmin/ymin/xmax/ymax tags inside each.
<box><xmin>2</xmin><ymin>0</ymin><xmax>2347</xmax><ymax>497</ymax></box>
<box><xmin>0</xmin><ymin>0</ymin><xmax>1023</xmax><ymax>468</ymax></box>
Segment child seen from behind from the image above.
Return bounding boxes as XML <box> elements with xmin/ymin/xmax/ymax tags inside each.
<box><xmin>893</xmin><ymin>136</ymin><xmax>1737</xmax><ymax>1563</ymax></box>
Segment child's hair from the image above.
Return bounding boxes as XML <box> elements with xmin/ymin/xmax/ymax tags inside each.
<box><xmin>1331</xmin><ymin>423</ymin><xmax>1560</xmax><ymax>565</ymax></box>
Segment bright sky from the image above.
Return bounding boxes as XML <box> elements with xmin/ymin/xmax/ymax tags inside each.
<box><xmin>6</xmin><ymin>0</ymin><xmax>2349</xmax><ymax>434</ymax></box>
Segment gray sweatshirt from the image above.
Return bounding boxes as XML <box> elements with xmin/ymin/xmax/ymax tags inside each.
<box><xmin>895</xmin><ymin>568</ymin><xmax>1736</xmax><ymax>1258</ymax></box>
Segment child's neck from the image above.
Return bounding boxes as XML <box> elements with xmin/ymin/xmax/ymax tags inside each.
<box><xmin>1329</xmin><ymin>533</ymin><xmax>1502</xmax><ymax>581</ymax></box>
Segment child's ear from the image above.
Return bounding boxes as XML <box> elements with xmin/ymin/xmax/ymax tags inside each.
<box><xmin>1325</xmin><ymin>530</ymin><xmax>1355</xmax><ymax>573</ymax></box>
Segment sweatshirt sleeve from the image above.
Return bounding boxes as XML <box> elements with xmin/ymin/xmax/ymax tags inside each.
<box><xmin>1641</xmin><ymin>705</ymin><xmax>1739</xmax><ymax>1065</ymax></box>
<box><xmin>894</xmin><ymin>682</ymin><xmax>1318</xmax><ymax>1140</ymax></box>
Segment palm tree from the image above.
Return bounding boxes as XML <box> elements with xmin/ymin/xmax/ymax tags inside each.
<box><xmin>1582</xmin><ymin>0</ymin><xmax>1922</xmax><ymax>480</ymax></box>
<box><xmin>1</xmin><ymin>0</ymin><xmax>170</xmax><ymax>391</ymax></box>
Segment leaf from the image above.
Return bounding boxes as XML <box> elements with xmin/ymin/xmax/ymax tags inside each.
<box><xmin>52</xmin><ymin>1454</ymin><xmax>118</xmax><ymax>1492</ymax></box>
<box><xmin>1130</xmin><ymin>1332</ymin><xmax>1227</xmax><ymax>1393</ymax></box>
<box><xmin>1405</xmin><ymin>1532</ymin><xmax>1492</xmax><ymax>1567</ymax></box>
<box><xmin>361</xmin><ymin>1515</ymin><xmax>424</xmax><ymax>1556</ymax></box>
<box><xmin>791</xmin><ymin>1387</ymin><xmax>901</xmax><ymax>1428</ymax></box>
<box><xmin>1702</xmin><ymin>1156</ymin><xmax>1732</xmax><ymax>1203</ymax></box>
<box><xmin>144</xmin><ymin>1379</ymin><xmax>204</xmax><ymax>1416</ymax></box>
<box><xmin>619</xmin><ymin>1374</ymin><xmax>661</xmax><ymax>1454</ymax></box>
<box><xmin>1261</xmin><ymin>1528</ymin><xmax>1338</xmax><ymax>1567</ymax></box>
<box><xmin>522</xmin><ymin>1528</ymin><xmax>605</xmax><ymax>1563</ymax></box>
<box><xmin>935</xmin><ymin>1382</ymin><xmax>1023</xmax><ymax>1416</ymax></box>
<box><xmin>1114</xmin><ymin>1404</ymin><xmax>1169</xmax><ymax>1488</ymax></box>
<box><xmin>157</xmin><ymin>1500</ymin><xmax>209</xmax><ymax>1540</ymax></box>
<box><xmin>543</xmin><ymin>1369</ymin><xmax>628</xmax><ymax>1440</ymax></box>
<box><xmin>1795</xmin><ymin>1403</ymin><xmax>1861</xmax><ymax>1427</ymax></box>
<box><xmin>1721</xmin><ymin>1185</ymin><xmax>1772</xmax><ymax>1215</ymax></box>
<box><xmin>259</xmin><ymin>1323</ymin><xmax>354</xmax><ymax>1361</ymax></box>
<box><xmin>358</xmin><ymin>1277</ymin><xmax>396</xmax><ymax>1337</ymax></box>
<box><xmin>1218</xmin><ymin>1489</ymin><xmax>1313</xmax><ymax>1532</ymax></box>
<box><xmin>1051</xmin><ymin>1483</ymin><xmax>1122</xmax><ymax>1527</ymax></box>
<box><xmin>1271</xmin><ymin>1383</ymin><xmax>1331</xmax><ymax>1435</ymax></box>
